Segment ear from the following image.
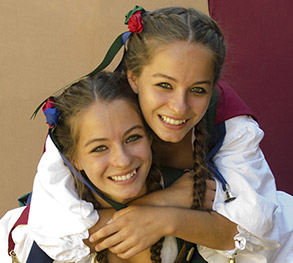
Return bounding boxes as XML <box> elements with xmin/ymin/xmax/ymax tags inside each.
<box><xmin>73</xmin><ymin>159</ymin><xmax>83</xmax><ymax>171</ymax></box>
<box><xmin>127</xmin><ymin>70</ymin><xmax>139</xmax><ymax>94</ymax></box>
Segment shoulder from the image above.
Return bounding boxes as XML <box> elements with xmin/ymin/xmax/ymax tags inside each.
<box><xmin>222</xmin><ymin>115</ymin><xmax>264</xmax><ymax>150</ymax></box>
<box><xmin>215</xmin><ymin>80</ymin><xmax>255</xmax><ymax>125</ymax></box>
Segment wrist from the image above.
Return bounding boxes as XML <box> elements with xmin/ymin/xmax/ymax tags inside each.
<box><xmin>129</xmin><ymin>188</ymin><xmax>170</xmax><ymax>207</ymax></box>
<box><xmin>159</xmin><ymin>207</ymin><xmax>180</xmax><ymax>236</ymax></box>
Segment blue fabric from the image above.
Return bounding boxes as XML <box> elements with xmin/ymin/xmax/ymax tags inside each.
<box><xmin>44</xmin><ymin>108</ymin><xmax>60</xmax><ymax>128</ymax></box>
<box><xmin>26</xmin><ymin>242</ymin><xmax>53</xmax><ymax>263</ymax></box>
<box><xmin>206</xmin><ymin>122</ymin><xmax>228</xmax><ymax>191</ymax></box>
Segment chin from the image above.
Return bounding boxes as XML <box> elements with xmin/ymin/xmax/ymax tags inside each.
<box><xmin>159</xmin><ymin>133</ymin><xmax>185</xmax><ymax>143</ymax></box>
<box><xmin>118</xmin><ymin>191</ymin><xmax>142</xmax><ymax>204</ymax></box>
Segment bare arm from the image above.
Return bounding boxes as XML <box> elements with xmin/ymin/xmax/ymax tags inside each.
<box><xmin>88</xmin><ymin>173</ymin><xmax>236</xmax><ymax>258</ymax></box>
<box><xmin>130</xmin><ymin>171</ymin><xmax>216</xmax><ymax>209</ymax></box>
<box><xmin>90</xmin><ymin>205</ymin><xmax>237</xmax><ymax>259</ymax></box>
<box><xmin>83</xmin><ymin>208</ymin><xmax>116</xmax><ymax>252</ymax></box>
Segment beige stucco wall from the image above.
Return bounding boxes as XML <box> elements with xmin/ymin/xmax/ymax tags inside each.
<box><xmin>0</xmin><ymin>0</ymin><xmax>208</xmax><ymax>217</ymax></box>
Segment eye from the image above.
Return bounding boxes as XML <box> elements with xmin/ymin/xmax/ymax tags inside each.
<box><xmin>156</xmin><ymin>82</ymin><xmax>172</xmax><ymax>89</ymax></box>
<box><xmin>91</xmin><ymin>145</ymin><xmax>108</xmax><ymax>153</ymax></box>
<box><xmin>190</xmin><ymin>86</ymin><xmax>207</xmax><ymax>94</ymax></box>
<box><xmin>126</xmin><ymin>134</ymin><xmax>142</xmax><ymax>143</ymax></box>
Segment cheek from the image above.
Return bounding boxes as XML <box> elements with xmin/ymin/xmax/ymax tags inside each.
<box><xmin>190</xmin><ymin>97</ymin><xmax>211</xmax><ymax>116</ymax></box>
<box><xmin>138</xmin><ymin>90</ymin><xmax>166</xmax><ymax>114</ymax></box>
<box><xmin>136</xmin><ymin>142</ymin><xmax>152</xmax><ymax>163</ymax></box>
<box><xmin>81</xmin><ymin>158</ymin><xmax>107</xmax><ymax>183</ymax></box>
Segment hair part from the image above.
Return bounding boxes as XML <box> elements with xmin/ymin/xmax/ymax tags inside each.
<box><xmin>53</xmin><ymin>72</ymin><xmax>139</xmax><ymax>162</ymax></box>
<box><xmin>124</xmin><ymin>7</ymin><xmax>226</xmax><ymax>86</ymax></box>
<box><xmin>125</xmin><ymin>7</ymin><xmax>217</xmax><ymax>211</ymax></box>
<box><xmin>53</xmin><ymin>71</ymin><xmax>164</xmax><ymax>262</ymax></box>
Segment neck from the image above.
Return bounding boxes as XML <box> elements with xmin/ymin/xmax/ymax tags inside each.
<box><xmin>152</xmin><ymin>130</ymin><xmax>194</xmax><ymax>170</ymax></box>
<box><xmin>91</xmin><ymin>187</ymin><xmax>147</xmax><ymax>209</ymax></box>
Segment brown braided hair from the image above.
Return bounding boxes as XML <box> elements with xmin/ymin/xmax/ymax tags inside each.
<box><xmin>191</xmin><ymin>121</ymin><xmax>213</xmax><ymax>210</ymax></box>
<box><xmin>124</xmin><ymin>7</ymin><xmax>225</xmax><ymax>86</ymax></box>
<box><xmin>78</xmin><ymin>157</ymin><xmax>164</xmax><ymax>263</ymax></box>
<box><xmin>53</xmin><ymin>71</ymin><xmax>165</xmax><ymax>262</ymax></box>
<box><xmin>124</xmin><ymin>7</ymin><xmax>225</xmax><ymax>211</ymax></box>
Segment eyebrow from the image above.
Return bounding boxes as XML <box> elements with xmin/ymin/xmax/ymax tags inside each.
<box><xmin>152</xmin><ymin>73</ymin><xmax>212</xmax><ymax>86</ymax></box>
<box><xmin>84</xmin><ymin>125</ymin><xmax>145</xmax><ymax>147</ymax></box>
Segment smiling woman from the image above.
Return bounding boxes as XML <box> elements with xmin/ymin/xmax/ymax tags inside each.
<box><xmin>127</xmin><ymin>41</ymin><xmax>214</xmax><ymax>143</ymax></box>
<box><xmin>1</xmin><ymin>71</ymin><xmax>201</xmax><ymax>263</ymax></box>
<box><xmin>2</xmin><ymin>4</ymin><xmax>292</xmax><ymax>263</ymax></box>
<box><xmin>73</xmin><ymin>99</ymin><xmax>152</xmax><ymax>204</ymax></box>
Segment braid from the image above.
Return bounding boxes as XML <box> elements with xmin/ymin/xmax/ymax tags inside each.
<box><xmin>95</xmin><ymin>251</ymin><xmax>108</xmax><ymax>263</ymax></box>
<box><xmin>150</xmin><ymin>237</ymin><xmax>165</xmax><ymax>263</ymax></box>
<box><xmin>81</xmin><ymin>186</ymin><xmax>110</xmax><ymax>263</ymax></box>
<box><xmin>191</xmin><ymin>120</ymin><xmax>213</xmax><ymax>210</ymax></box>
<box><xmin>125</xmin><ymin>7</ymin><xmax>226</xmax><ymax>85</ymax></box>
<box><xmin>79</xmin><ymin>154</ymin><xmax>164</xmax><ymax>263</ymax></box>
<box><xmin>147</xmin><ymin>155</ymin><xmax>165</xmax><ymax>263</ymax></box>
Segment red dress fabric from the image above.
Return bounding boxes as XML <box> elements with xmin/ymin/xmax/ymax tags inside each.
<box><xmin>208</xmin><ymin>0</ymin><xmax>293</xmax><ymax>194</ymax></box>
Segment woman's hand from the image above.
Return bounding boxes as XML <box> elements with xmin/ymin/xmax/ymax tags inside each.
<box><xmin>163</xmin><ymin>171</ymin><xmax>216</xmax><ymax>210</ymax></box>
<box><xmin>204</xmin><ymin>179</ymin><xmax>216</xmax><ymax>210</ymax></box>
<box><xmin>89</xmin><ymin>205</ymin><xmax>170</xmax><ymax>259</ymax></box>
<box><xmin>87</xmin><ymin>173</ymin><xmax>216</xmax><ymax>258</ymax></box>
<box><xmin>83</xmin><ymin>208</ymin><xmax>116</xmax><ymax>252</ymax></box>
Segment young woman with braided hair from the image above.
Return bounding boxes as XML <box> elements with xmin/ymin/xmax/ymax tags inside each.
<box><xmin>52</xmin><ymin>71</ymin><xmax>168</xmax><ymax>263</ymax></box>
<box><xmin>89</xmin><ymin>6</ymin><xmax>292</xmax><ymax>263</ymax></box>
<box><xmin>3</xmin><ymin>5</ymin><xmax>292</xmax><ymax>263</ymax></box>
<box><xmin>1</xmin><ymin>71</ymin><xmax>195</xmax><ymax>263</ymax></box>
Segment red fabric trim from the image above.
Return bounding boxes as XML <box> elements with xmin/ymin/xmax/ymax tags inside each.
<box><xmin>8</xmin><ymin>204</ymin><xmax>31</xmax><ymax>255</ymax></box>
<box><xmin>215</xmin><ymin>80</ymin><xmax>255</xmax><ymax>125</ymax></box>
<box><xmin>43</xmin><ymin>133</ymin><xmax>49</xmax><ymax>153</ymax></box>
<box><xmin>208</xmin><ymin>0</ymin><xmax>214</xmax><ymax>17</ymax></box>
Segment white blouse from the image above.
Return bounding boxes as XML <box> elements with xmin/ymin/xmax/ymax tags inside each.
<box><xmin>198</xmin><ymin>116</ymin><xmax>293</xmax><ymax>262</ymax></box>
<box><xmin>1</xmin><ymin>115</ymin><xmax>292</xmax><ymax>262</ymax></box>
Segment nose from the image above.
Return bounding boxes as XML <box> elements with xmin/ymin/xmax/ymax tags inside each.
<box><xmin>111</xmin><ymin>145</ymin><xmax>132</xmax><ymax>168</ymax></box>
<box><xmin>169</xmin><ymin>90</ymin><xmax>189</xmax><ymax>115</ymax></box>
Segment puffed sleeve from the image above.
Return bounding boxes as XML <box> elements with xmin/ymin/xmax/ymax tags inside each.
<box><xmin>198</xmin><ymin>115</ymin><xmax>293</xmax><ymax>262</ymax></box>
<box><xmin>0</xmin><ymin>207</ymin><xmax>30</xmax><ymax>263</ymax></box>
<box><xmin>27</xmin><ymin>136</ymin><xmax>99</xmax><ymax>261</ymax></box>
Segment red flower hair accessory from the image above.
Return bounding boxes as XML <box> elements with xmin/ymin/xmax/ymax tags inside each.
<box><xmin>125</xmin><ymin>6</ymin><xmax>145</xmax><ymax>33</ymax></box>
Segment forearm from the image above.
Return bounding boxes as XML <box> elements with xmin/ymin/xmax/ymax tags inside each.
<box><xmin>163</xmin><ymin>207</ymin><xmax>237</xmax><ymax>250</ymax></box>
<box><xmin>129</xmin><ymin>188</ymin><xmax>171</xmax><ymax>207</ymax></box>
<box><xmin>129</xmin><ymin>172</ymin><xmax>195</xmax><ymax>208</ymax></box>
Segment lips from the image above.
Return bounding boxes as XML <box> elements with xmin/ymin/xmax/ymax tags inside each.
<box><xmin>110</xmin><ymin>169</ymin><xmax>137</xmax><ymax>182</ymax></box>
<box><xmin>159</xmin><ymin>115</ymin><xmax>188</xmax><ymax>126</ymax></box>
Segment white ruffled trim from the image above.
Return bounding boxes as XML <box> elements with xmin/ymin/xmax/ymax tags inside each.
<box><xmin>198</xmin><ymin>225</ymin><xmax>281</xmax><ymax>263</ymax></box>
<box><xmin>27</xmin><ymin>136</ymin><xmax>99</xmax><ymax>261</ymax></box>
<box><xmin>212</xmin><ymin>116</ymin><xmax>279</xmax><ymax>237</ymax></box>
<box><xmin>198</xmin><ymin>116</ymin><xmax>293</xmax><ymax>262</ymax></box>
<box><xmin>0</xmin><ymin>207</ymin><xmax>30</xmax><ymax>263</ymax></box>
<box><xmin>161</xmin><ymin>236</ymin><xmax>178</xmax><ymax>263</ymax></box>
<box><xmin>54</xmin><ymin>253</ymin><xmax>95</xmax><ymax>263</ymax></box>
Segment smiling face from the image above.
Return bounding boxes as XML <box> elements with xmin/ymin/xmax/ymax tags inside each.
<box><xmin>128</xmin><ymin>41</ymin><xmax>215</xmax><ymax>143</ymax></box>
<box><xmin>74</xmin><ymin>99</ymin><xmax>152</xmax><ymax>204</ymax></box>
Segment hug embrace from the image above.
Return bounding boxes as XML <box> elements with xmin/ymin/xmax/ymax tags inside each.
<box><xmin>1</xmin><ymin>5</ymin><xmax>292</xmax><ymax>263</ymax></box>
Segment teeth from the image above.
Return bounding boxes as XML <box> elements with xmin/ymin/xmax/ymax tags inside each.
<box><xmin>111</xmin><ymin>170</ymin><xmax>137</xmax><ymax>182</ymax></box>
<box><xmin>160</xmin><ymin>115</ymin><xmax>187</xmax><ymax>125</ymax></box>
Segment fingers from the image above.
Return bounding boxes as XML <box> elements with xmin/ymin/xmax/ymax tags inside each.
<box><xmin>116</xmin><ymin>246</ymin><xmax>144</xmax><ymax>259</ymax></box>
<box><xmin>109</xmin><ymin>238</ymin><xmax>144</xmax><ymax>258</ymax></box>
<box><xmin>182</xmin><ymin>170</ymin><xmax>196</xmax><ymax>179</ymax></box>
<box><xmin>206</xmin><ymin>179</ymin><xmax>216</xmax><ymax>191</ymax></box>
<box><xmin>95</xmin><ymin>231</ymin><xmax>124</xmax><ymax>252</ymax></box>
<box><xmin>89</xmin><ymin>222</ymin><xmax>119</xmax><ymax>243</ymax></box>
<box><xmin>93</xmin><ymin>227</ymin><xmax>147</xmax><ymax>258</ymax></box>
<box><xmin>204</xmin><ymin>189</ymin><xmax>215</xmax><ymax>210</ymax></box>
<box><xmin>204</xmin><ymin>179</ymin><xmax>216</xmax><ymax>210</ymax></box>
